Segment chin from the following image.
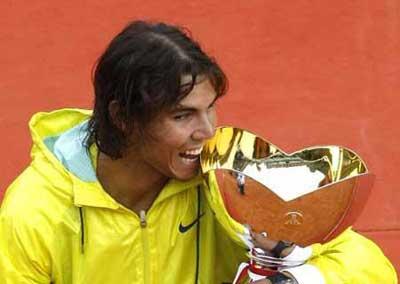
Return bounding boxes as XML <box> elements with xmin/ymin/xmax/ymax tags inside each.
<box><xmin>174</xmin><ymin>173</ymin><xmax>197</xmax><ymax>181</ymax></box>
<box><xmin>171</xmin><ymin>169</ymin><xmax>199</xmax><ymax>181</ymax></box>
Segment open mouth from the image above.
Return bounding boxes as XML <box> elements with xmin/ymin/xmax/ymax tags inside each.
<box><xmin>178</xmin><ymin>147</ymin><xmax>203</xmax><ymax>164</ymax></box>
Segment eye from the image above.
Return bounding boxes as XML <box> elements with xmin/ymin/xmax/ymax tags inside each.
<box><xmin>173</xmin><ymin>112</ymin><xmax>191</xmax><ymax>121</ymax></box>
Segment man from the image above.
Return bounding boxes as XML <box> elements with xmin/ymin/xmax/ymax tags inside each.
<box><xmin>1</xmin><ymin>20</ymin><xmax>244</xmax><ymax>283</ymax></box>
<box><xmin>0</xmin><ymin>20</ymin><xmax>397</xmax><ymax>284</ymax></box>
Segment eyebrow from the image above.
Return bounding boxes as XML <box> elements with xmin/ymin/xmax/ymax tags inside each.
<box><xmin>172</xmin><ymin>106</ymin><xmax>196</xmax><ymax>112</ymax></box>
<box><xmin>172</xmin><ymin>97</ymin><xmax>218</xmax><ymax>112</ymax></box>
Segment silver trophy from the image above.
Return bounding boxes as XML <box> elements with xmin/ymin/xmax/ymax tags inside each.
<box><xmin>200</xmin><ymin>127</ymin><xmax>374</xmax><ymax>282</ymax></box>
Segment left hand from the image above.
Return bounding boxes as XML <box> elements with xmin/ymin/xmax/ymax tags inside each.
<box><xmin>250</xmin><ymin>230</ymin><xmax>295</xmax><ymax>258</ymax></box>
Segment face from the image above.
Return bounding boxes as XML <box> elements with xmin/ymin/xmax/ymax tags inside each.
<box><xmin>128</xmin><ymin>79</ymin><xmax>218</xmax><ymax>181</ymax></box>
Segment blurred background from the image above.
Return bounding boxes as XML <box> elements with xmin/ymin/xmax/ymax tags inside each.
<box><xmin>1</xmin><ymin>0</ymin><xmax>399</xmax><ymax>274</ymax></box>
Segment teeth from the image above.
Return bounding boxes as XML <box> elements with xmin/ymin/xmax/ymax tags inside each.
<box><xmin>182</xmin><ymin>157</ymin><xmax>199</xmax><ymax>164</ymax></box>
<box><xmin>183</xmin><ymin>147</ymin><xmax>203</xmax><ymax>156</ymax></box>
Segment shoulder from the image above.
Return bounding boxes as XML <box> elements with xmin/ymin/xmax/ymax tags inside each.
<box><xmin>1</xmin><ymin>165</ymin><xmax>75</xmax><ymax>232</ymax></box>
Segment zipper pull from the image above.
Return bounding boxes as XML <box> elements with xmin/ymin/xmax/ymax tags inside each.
<box><xmin>139</xmin><ymin>210</ymin><xmax>147</xmax><ymax>228</ymax></box>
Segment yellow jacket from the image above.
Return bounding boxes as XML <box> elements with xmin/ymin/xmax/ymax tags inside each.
<box><xmin>0</xmin><ymin>109</ymin><xmax>397</xmax><ymax>283</ymax></box>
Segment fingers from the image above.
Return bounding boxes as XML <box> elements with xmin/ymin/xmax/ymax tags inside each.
<box><xmin>250</xmin><ymin>230</ymin><xmax>278</xmax><ymax>251</ymax></box>
<box><xmin>249</xmin><ymin>230</ymin><xmax>296</xmax><ymax>258</ymax></box>
<box><xmin>251</xmin><ymin>279</ymin><xmax>271</xmax><ymax>284</ymax></box>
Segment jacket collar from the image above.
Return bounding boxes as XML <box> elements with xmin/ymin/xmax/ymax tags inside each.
<box><xmin>71</xmin><ymin>165</ymin><xmax>204</xmax><ymax>210</ymax></box>
<box><xmin>72</xmin><ymin>177</ymin><xmax>120</xmax><ymax>209</ymax></box>
<box><xmin>72</xmin><ymin>175</ymin><xmax>204</xmax><ymax>209</ymax></box>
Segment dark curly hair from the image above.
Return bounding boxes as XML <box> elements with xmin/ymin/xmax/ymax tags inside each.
<box><xmin>86</xmin><ymin>20</ymin><xmax>228</xmax><ymax>159</ymax></box>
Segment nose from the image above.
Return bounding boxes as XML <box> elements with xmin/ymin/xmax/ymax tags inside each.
<box><xmin>192</xmin><ymin>114</ymin><xmax>215</xmax><ymax>141</ymax></box>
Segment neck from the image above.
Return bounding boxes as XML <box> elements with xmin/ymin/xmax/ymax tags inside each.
<box><xmin>96</xmin><ymin>152</ymin><xmax>169</xmax><ymax>214</ymax></box>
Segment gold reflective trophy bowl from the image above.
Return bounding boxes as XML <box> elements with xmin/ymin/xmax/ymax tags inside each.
<box><xmin>201</xmin><ymin>127</ymin><xmax>374</xmax><ymax>246</ymax></box>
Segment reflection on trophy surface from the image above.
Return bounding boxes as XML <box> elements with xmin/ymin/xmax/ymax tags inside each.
<box><xmin>200</xmin><ymin>127</ymin><xmax>374</xmax><ymax>280</ymax></box>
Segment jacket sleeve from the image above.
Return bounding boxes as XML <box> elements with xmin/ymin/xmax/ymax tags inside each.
<box><xmin>0</xmin><ymin>211</ymin><xmax>52</xmax><ymax>284</ymax></box>
<box><xmin>297</xmin><ymin>228</ymin><xmax>398</xmax><ymax>284</ymax></box>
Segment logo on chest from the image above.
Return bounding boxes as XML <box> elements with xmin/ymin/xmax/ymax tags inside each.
<box><xmin>179</xmin><ymin>213</ymin><xmax>205</xmax><ymax>233</ymax></box>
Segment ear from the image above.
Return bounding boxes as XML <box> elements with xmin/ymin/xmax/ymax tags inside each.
<box><xmin>108</xmin><ymin>100</ymin><xmax>127</xmax><ymax>131</ymax></box>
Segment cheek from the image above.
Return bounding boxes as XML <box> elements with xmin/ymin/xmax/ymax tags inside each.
<box><xmin>209</xmin><ymin>108</ymin><xmax>217</xmax><ymax>127</ymax></box>
<box><xmin>154</xmin><ymin>128</ymin><xmax>188</xmax><ymax>153</ymax></box>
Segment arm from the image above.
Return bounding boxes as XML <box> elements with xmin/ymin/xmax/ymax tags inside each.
<box><xmin>247</xmin><ymin>227</ymin><xmax>397</xmax><ymax>284</ymax></box>
<box><xmin>300</xmin><ymin>228</ymin><xmax>398</xmax><ymax>284</ymax></box>
<box><xmin>0</xmin><ymin>212</ymin><xmax>52</xmax><ymax>284</ymax></box>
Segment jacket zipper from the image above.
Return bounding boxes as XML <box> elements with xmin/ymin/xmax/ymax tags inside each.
<box><xmin>140</xmin><ymin>210</ymin><xmax>150</xmax><ymax>283</ymax></box>
<box><xmin>140</xmin><ymin>210</ymin><xmax>147</xmax><ymax>228</ymax></box>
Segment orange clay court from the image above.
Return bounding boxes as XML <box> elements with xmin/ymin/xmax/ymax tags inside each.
<box><xmin>1</xmin><ymin>0</ymin><xmax>399</xmax><ymax>274</ymax></box>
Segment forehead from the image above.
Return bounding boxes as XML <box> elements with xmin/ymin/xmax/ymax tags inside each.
<box><xmin>175</xmin><ymin>79</ymin><xmax>217</xmax><ymax>109</ymax></box>
<box><xmin>146</xmin><ymin>79</ymin><xmax>217</xmax><ymax>132</ymax></box>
